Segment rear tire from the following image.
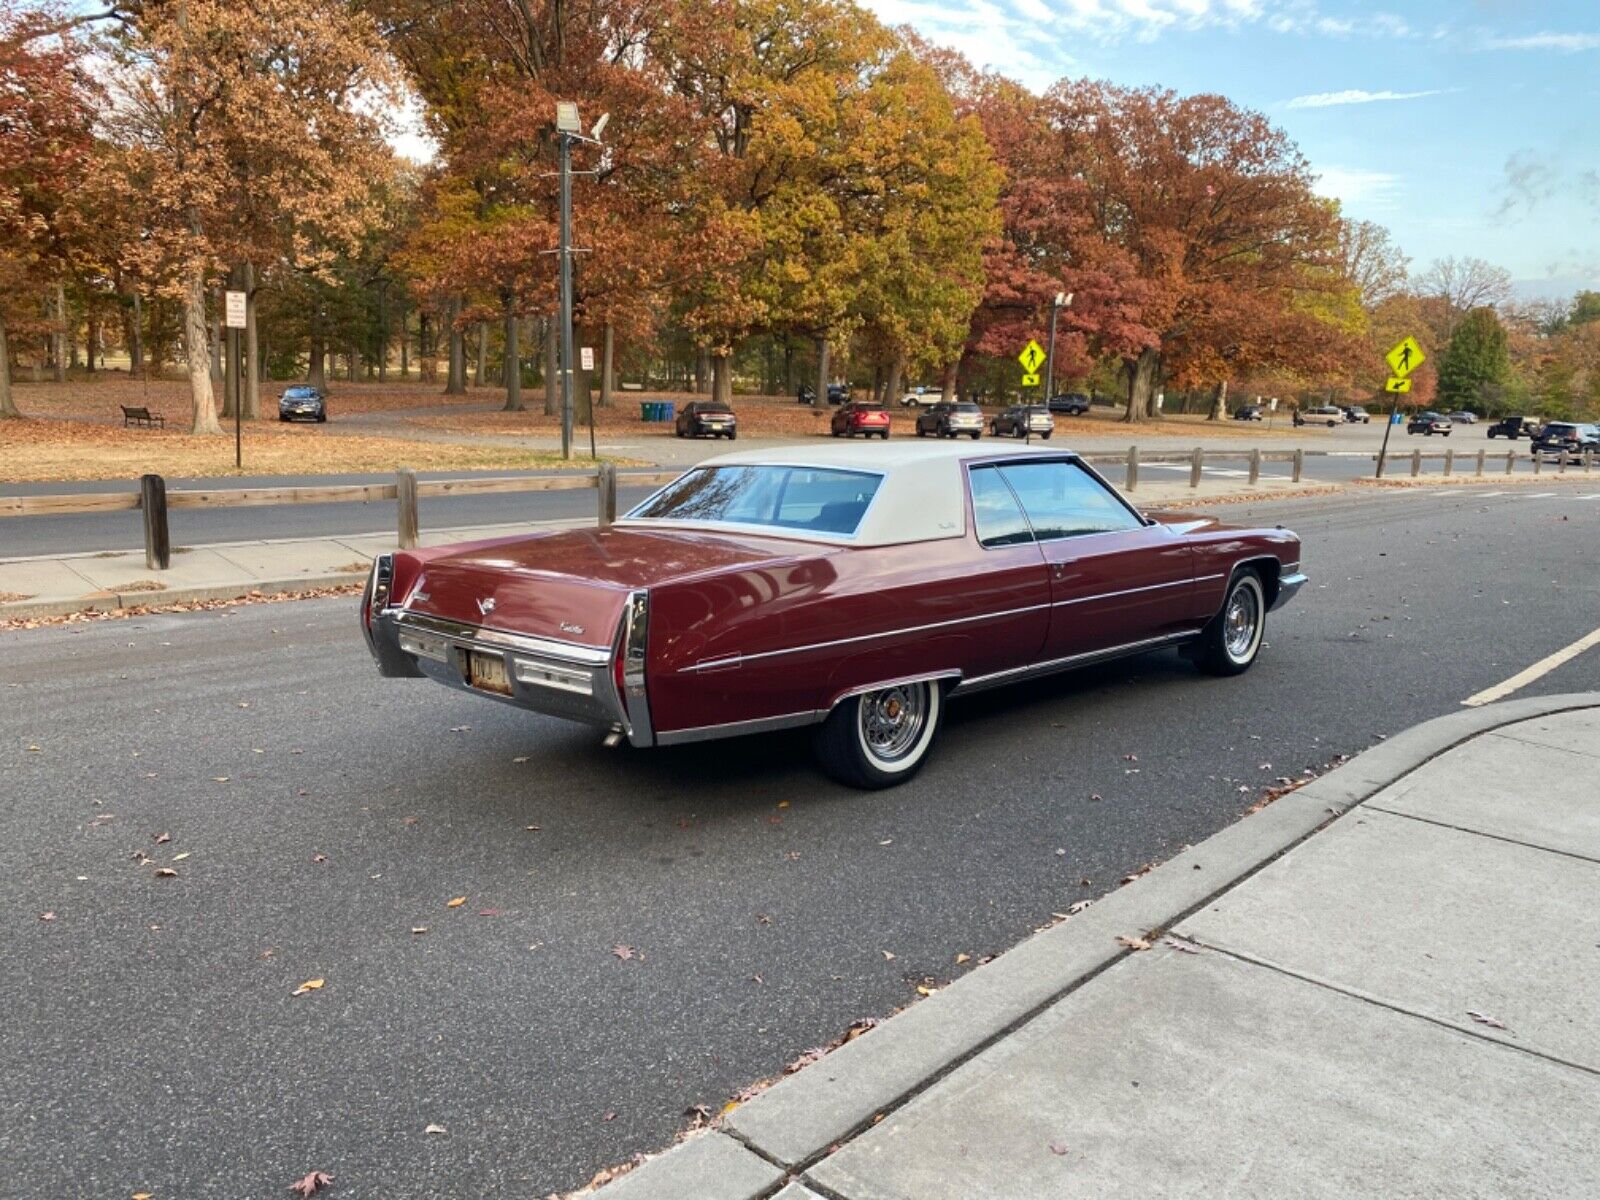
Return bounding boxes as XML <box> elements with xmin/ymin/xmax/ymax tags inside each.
<box><xmin>814</xmin><ymin>681</ymin><xmax>943</xmax><ymax>789</ymax></box>
<box><xmin>1191</xmin><ymin>570</ymin><xmax>1266</xmax><ymax>677</ymax></box>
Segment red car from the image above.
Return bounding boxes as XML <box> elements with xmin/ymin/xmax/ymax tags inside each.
<box><xmin>361</xmin><ymin>443</ymin><xmax>1305</xmax><ymax>788</ymax></box>
<box><xmin>831</xmin><ymin>401</ymin><xmax>891</xmax><ymax>439</ymax></box>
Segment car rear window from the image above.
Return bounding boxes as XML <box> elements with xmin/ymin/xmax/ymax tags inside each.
<box><xmin>855</xmin><ymin>404</ymin><xmax>886</xmax><ymax>413</ymax></box>
<box><xmin>628</xmin><ymin>466</ymin><xmax>883</xmax><ymax>536</ymax></box>
<box><xmin>953</xmin><ymin>404</ymin><xmax>980</xmax><ymax>413</ymax></box>
<box><xmin>699</xmin><ymin>404</ymin><xmax>733</xmax><ymax>414</ymax></box>
<box><xmin>1546</xmin><ymin>424</ymin><xmax>1577</xmax><ymax>436</ymax></box>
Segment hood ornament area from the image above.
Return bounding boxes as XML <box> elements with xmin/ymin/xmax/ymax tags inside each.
<box><xmin>476</xmin><ymin>597</ymin><xmax>496</xmax><ymax>616</ymax></box>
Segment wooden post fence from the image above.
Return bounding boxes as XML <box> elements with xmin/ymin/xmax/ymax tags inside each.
<box><xmin>1292</xmin><ymin>448</ymin><xmax>1304</xmax><ymax>483</ymax></box>
<box><xmin>597</xmin><ymin>463</ymin><xmax>618</xmax><ymax>527</ymax></box>
<box><xmin>1248</xmin><ymin>448</ymin><xmax>1261</xmax><ymax>486</ymax></box>
<box><xmin>1189</xmin><ymin>447</ymin><xmax>1203</xmax><ymax>489</ymax></box>
<box><xmin>396</xmin><ymin>469</ymin><xmax>419</xmax><ymax>549</ymax></box>
<box><xmin>1126</xmin><ymin>445</ymin><xmax>1139</xmax><ymax>491</ymax></box>
<box><xmin>140</xmin><ymin>473</ymin><xmax>169</xmax><ymax>571</ymax></box>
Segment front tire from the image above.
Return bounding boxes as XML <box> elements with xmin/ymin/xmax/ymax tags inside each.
<box><xmin>1191</xmin><ymin>570</ymin><xmax>1266</xmax><ymax>677</ymax></box>
<box><xmin>814</xmin><ymin>680</ymin><xmax>943</xmax><ymax>789</ymax></box>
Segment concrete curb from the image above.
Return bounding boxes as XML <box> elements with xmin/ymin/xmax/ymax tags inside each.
<box><xmin>597</xmin><ymin>692</ymin><xmax>1600</xmax><ymax>1198</ymax></box>
<box><xmin>0</xmin><ymin>572</ymin><xmax>366</xmax><ymax>621</ymax></box>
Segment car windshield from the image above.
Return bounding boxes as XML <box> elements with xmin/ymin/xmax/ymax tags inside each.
<box><xmin>628</xmin><ymin>466</ymin><xmax>883</xmax><ymax>536</ymax></box>
<box><xmin>283</xmin><ymin>387</ymin><xmax>317</xmax><ymax>399</ymax></box>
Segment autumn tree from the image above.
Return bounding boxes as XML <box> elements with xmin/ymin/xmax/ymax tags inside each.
<box><xmin>93</xmin><ymin>0</ymin><xmax>397</xmax><ymax>432</ymax></box>
<box><xmin>0</xmin><ymin>3</ymin><xmax>96</xmax><ymax>418</ymax></box>
<box><xmin>1437</xmin><ymin>306</ymin><xmax>1510</xmax><ymax>410</ymax></box>
<box><xmin>1338</xmin><ymin>218</ymin><xmax>1409</xmax><ymax>309</ymax></box>
<box><xmin>1415</xmin><ymin>256</ymin><xmax>1512</xmax><ymax>336</ymax></box>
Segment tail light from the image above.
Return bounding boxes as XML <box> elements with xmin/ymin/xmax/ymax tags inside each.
<box><xmin>612</xmin><ymin>590</ymin><xmax>653</xmax><ymax>745</ymax></box>
<box><xmin>368</xmin><ymin>554</ymin><xmax>393</xmax><ymax>618</ymax></box>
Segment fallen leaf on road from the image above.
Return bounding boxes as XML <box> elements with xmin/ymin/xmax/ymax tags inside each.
<box><xmin>881</xmin><ymin>949</ymin><xmax>895</xmax><ymax>961</ymax></box>
<box><xmin>955</xmin><ymin>953</ymin><xmax>970</xmax><ymax>964</ymax></box>
<box><xmin>288</xmin><ymin>1171</ymin><xmax>332</xmax><ymax>1196</ymax></box>
<box><xmin>402</xmin><ymin>816</ymin><xmax>420</xmax><ymax>826</ymax></box>
<box><xmin>424</xmin><ymin>1123</ymin><xmax>447</xmax><ymax>1135</ymax></box>
<box><xmin>477</xmin><ymin>908</ymin><xmax>502</xmax><ymax>917</ymax></box>
<box><xmin>524</xmin><ymin>824</ymin><xmax>540</xmax><ymax>832</ymax></box>
<box><xmin>878</xmin><ymin>838</ymin><xmax>893</xmax><ymax>846</ymax></box>
<box><xmin>26</xmin><ymin>744</ymin><xmax>40</xmax><ymax>752</ymax></box>
<box><xmin>1467</xmin><ymin>1010</ymin><xmax>1507</xmax><ymax>1030</ymax></box>
<box><xmin>603</xmin><ymin>1111</ymin><xmax>617</xmax><ymax>1122</ymax></box>
<box><xmin>311</xmin><ymin>853</ymin><xmax>327</xmax><ymax>864</ymax></box>
<box><xmin>777</xmin><ymin>800</ymin><xmax>790</xmax><ymax>809</ymax></box>
<box><xmin>1117</xmin><ymin>936</ymin><xmax>1152</xmax><ymax>951</ymax></box>
<box><xmin>212</xmin><ymin>777</ymin><xmax>229</xmax><ymax>783</ymax></box>
<box><xmin>916</xmin><ymin>985</ymin><xmax>938</xmax><ymax>996</ymax></box>
<box><xmin>153</xmin><ymin>832</ymin><xmax>170</xmax><ymax>845</ymax></box>
<box><xmin>448</xmin><ymin>725</ymin><xmax>470</xmax><ymax>733</ymax></box>
<box><xmin>1164</xmin><ymin>938</ymin><xmax>1199</xmax><ymax>955</ymax></box>
<box><xmin>154</xmin><ymin>868</ymin><xmax>178</xmax><ymax>879</ymax></box>
<box><xmin>411</xmin><ymin>927</ymin><xmax>428</xmax><ymax>935</ymax></box>
<box><xmin>132</xmin><ymin>1193</ymin><xmax>152</xmax><ymax>1199</ymax></box>
<box><xmin>1049</xmin><ymin>1140</ymin><xmax>1070</xmax><ymax>1156</ymax></box>
<box><xmin>291</xmin><ymin>979</ymin><xmax>325</xmax><ymax>997</ymax></box>
<box><xmin>171</xmin><ymin>852</ymin><xmax>190</xmax><ymax>862</ymax></box>
<box><xmin>612</xmin><ymin>943</ymin><xmax>636</xmax><ymax>961</ymax></box>
<box><xmin>511</xmin><ymin>756</ymin><xmax>529</xmax><ymax>764</ymax></box>
<box><xmin>446</xmin><ymin>896</ymin><xmax>466</xmax><ymax>908</ymax></box>
<box><xmin>40</xmin><ymin>911</ymin><xmax>55</xmax><ymax>922</ymax></box>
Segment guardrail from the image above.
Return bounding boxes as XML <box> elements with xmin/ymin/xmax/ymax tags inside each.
<box><xmin>0</xmin><ymin>467</ymin><xmax>680</xmax><ymax>571</ymax></box>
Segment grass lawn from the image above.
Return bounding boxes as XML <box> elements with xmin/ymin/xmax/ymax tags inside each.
<box><xmin>0</xmin><ymin>377</ymin><xmax>646</xmax><ymax>482</ymax></box>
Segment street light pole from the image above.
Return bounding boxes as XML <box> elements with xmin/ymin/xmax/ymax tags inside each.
<box><xmin>557</xmin><ymin>128</ymin><xmax>575</xmax><ymax>461</ymax></box>
<box><xmin>1043</xmin><ymin>291</ymin><xmax>1072</xmax><ymax>405</ymax></box>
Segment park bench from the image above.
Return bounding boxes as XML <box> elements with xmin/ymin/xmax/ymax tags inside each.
<box><xmin>121</xmin><ymin>405</ymin><xmax>165</xmax><ymax>429</ymax></box>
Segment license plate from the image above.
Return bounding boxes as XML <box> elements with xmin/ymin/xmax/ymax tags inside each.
<box><xmin>467</xmin><ymin>650</ymin><xmax>512</xmax><ymax>695</ymax></box>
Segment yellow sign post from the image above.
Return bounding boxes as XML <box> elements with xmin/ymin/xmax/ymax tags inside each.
<box><xmin>1018</xmin><ymin>340</ymin><xmax>1045</xmax><ymax>376</ymax></box>
<box><xmin>1377</xmin><ymin>334</ymin><xmax>1425</xmax><ymax>478</ymax></box>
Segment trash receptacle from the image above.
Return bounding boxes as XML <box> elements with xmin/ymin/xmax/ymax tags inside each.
<box><xmin>640</xmin><ymin>401</ymin><xmax>652</xmax><ymax>421</ymax></box>
<box><xmin>1391</xmin><ymin>412</ymin><xmax>1403</xmax><ymax>425</ymax></box>
<box><xmin>661</xmin><ymin>402</ymin><xmax>676</xmax><ymax>421</ymax></box>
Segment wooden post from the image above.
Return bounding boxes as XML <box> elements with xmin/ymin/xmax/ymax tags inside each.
<box><xmin>1505</xmin><ymin>450</ymin><xmax>1514</xmax><ymax>475</ymax></box>
<box><xmin>1558</xmin><ymin>450</ymin><xmax>1566</xmax><ymax>474</ymax></box>
<box><xmin>1248</xmin><ymin>448</ymin><xmax>1261</xmax><ymax>485</ymax></box>
<box><xmin>597</xmin><ymin>463</ymin><xmax>617</xmax><ymax>528</ymax></box>
<box><xmin>1476</xmin><ymin>449</ymin><xmax>1485</xmax><ymax>477</ymax></box>
<box><xmin>1126</xmin><ymin>445</ymin><xmax>1139</xmax><ymax>491</ymax></box>
<box><xmin>140</xmin><ymin>474</ymin><xmax>170</xmax><ymax>571</ymax></box>
<box><xmin>1534</xmin><ymin>452</ymin><xmax>1542</xmax><ymax>476</ymax></box>
<box><xmin>396</xmin><ymin>468</ymin><xmax>419</xmax><ymax>549</ymax></box>
<box><xmin>1444</xmin><ymin>448</ymin><xmax>1454</xmax><ymax>476</ymax></box>
<box><xmin>1410</xmin><ymin>449</ymin><xmax>1421</xmax><ymax>478</ymax></box>
<box><xmin>1292</xmin><ymin>448</ymin><xmax>1304</xmax><ymax>483</ymax></box>
<box><xmin>1189</xmin><ymin>447</ymin><xmax>1203</xmax><ymax>489</ymax></box>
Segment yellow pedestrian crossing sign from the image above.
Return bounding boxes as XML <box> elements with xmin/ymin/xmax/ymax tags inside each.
<box><xmin>1018</xmin><ymin>340</ymin><xmax>1046</xmax><ymax>374</ymax></box>
<box><xmin>1385</xmin><ymin>377</ymin><xmax>1412</xmax><ymax>394</ymax></box>
<box><xmin>1021</xmin><ymin>372</ymin><xmax>1040</xmax><ymax>387</ymax></box>
<box><xmin>1386</xmin><ymin>336</ymin><xmax>1424</xmax><ymax>378</ymax></box>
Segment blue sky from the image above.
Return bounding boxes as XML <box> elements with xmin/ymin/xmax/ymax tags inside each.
<box><xmin>864</xmin><ymin>0</ymin><xmax>1600</xmax><ymax>299</ymax></box>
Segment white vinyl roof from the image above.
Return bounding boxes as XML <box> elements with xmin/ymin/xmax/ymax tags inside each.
<box><xmin>618</xmin><ymin>441</ymin><xmax>1079</xmax><ymax>547</ymax></box>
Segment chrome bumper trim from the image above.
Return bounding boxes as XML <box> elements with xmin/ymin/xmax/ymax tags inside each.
<box><xmin>1270</xmin><ymin>572</ymin><xmax>1307</xmax><ymax>612</ymax></box>
<box><xmin>394</xmin><ymin>610</ymin><xmax>611</xmax><ymax>666</ymax></box>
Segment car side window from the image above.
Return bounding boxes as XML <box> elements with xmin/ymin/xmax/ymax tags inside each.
<box><xmin>996</xmin><ymin>461</ymin><xmax>1142</xmax><ymax>540</ymax></box>
<box><xmin>968</xmin><ymin>466</ymin><xmax>1034</xmax><ymax>548</ymax></box>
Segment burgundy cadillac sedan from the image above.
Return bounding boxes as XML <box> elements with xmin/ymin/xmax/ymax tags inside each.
<box><xmin>362</xmin><ymin>443</ymin><xmax>1304</xmax><ymax>788</ymax></box>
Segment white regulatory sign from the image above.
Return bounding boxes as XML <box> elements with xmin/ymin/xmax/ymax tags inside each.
<box><xmin>224</xmin><ymin>290</ymin><xmax>247</xmax><ymax>329</ymax></box>
<box><xmin>580</xmin><ymin>346</ymin><xmax>595</xmax><ymax>371</ymax></box>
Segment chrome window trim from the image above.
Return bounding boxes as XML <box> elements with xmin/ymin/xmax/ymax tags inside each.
<box><xmin>953</xmin><ymin>629</ymin><xmax>1201</xmax><ymax>695</ymax></box>
<box><xmin>392</xmin><ymin>611</ymin><xmax>612</xmax><ymax>666</ymax></box>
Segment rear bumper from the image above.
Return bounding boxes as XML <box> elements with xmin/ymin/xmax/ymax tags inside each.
<box><xmin>362</xmin><ymin>563</ymin><xmax>654</xmax><ymax>747</ymax></box>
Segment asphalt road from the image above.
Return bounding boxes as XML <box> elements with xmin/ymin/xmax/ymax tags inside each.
<box><xmin>0</xmin><ymin>423</ymin><xmax>1558</xmax><ymax>559</ymax></box>
<box><xmin>4</xmin><ymin>488</ymin><xmax>1598</xmax><ymax>1197</ymax></box>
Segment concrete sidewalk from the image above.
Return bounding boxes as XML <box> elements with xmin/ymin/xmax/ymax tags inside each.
<box><xmin>0</xmin><ymin>476</ymin><xmax>1337</xmax><ymax>620</ymax></box>
<box><xmin>595</xmin><ymin>694</ymin><xmax>1600</xmax><ymax>1200</ymax></box>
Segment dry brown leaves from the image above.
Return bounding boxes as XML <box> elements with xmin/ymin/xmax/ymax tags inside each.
<box><xmin>0</xmin><ymin>584</ymin><xmax>364</xmax><ymax>631</ymax></box>
<box><xmin>288</xmin><ymin>1170</ymin><xmax>333</xmax><ymax>1196</ymax></box>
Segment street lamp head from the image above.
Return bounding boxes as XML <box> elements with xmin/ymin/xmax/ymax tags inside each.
<box><xmin>1055</xmin><ymin>291</ymin><xmax>1066</xmax><ymax>306</ymax></box>
<box><xmin>591</xmin><ymin>111</ymin><xmax>610</xmax><ymax>140</ymax></box>
<box><xmin>555</xmin><ymin>101</ymin><xmax>581</xmax><ymax>133</ymax></box>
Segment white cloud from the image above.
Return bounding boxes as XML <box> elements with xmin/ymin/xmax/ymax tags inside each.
<box><xmin>1482</xmin><ymin>31</ymin><xmax>1600</xmax><ymax>52</ymax></box>
<box><xmin>1285</xmin><ymin>88</ymin><xmax>1450</xmax><ymax>109</ymax></box>
<box><xmin>1314</xmin><ymin>166</ymin><xmax>1401</xmax><ymax>207</ymax></box>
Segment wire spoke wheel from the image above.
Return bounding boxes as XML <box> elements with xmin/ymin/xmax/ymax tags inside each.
<box><xmin>1224</xmin><ymin>582</ymin><xmax>1260</xmax><ymax>662</ymax></box>
<box><xmin>857</xmin><ymin>683</ymin><xmax>929</xmax><ymax>766</ymax></box>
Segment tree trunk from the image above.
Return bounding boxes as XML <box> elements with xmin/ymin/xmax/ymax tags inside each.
<box><xmin>783</xmin><ymin>338</ymin><xmax>793</xmax><ymax>394</ymax></box>
<box><xmin>128</xmin><ymin>292</ymin><xmax>145</xmax><ymax>379</ymax></box>
<box><xmin>712</xmin><ymin>351</ymin><xmax>733</xmax><ymax>405</ymax></box>
<box><xmin>399</xmin><ymin>309</ymin><xmax>409</xmax><ymax>378</ymax></box>
<box><xmin>444</xmin><ymin>297</ymin><xmax>466</xmax><ymax>394</ymax></box>
<box><xmin>600</xmin><ymin>321</ymin><xmax>614</xmax><ymax>407</ymax></box>
<box><xmin>308</xmin><ymin>316</ymin><xmax>327</xmax><ymax>391</ymax></box>
<box><xmin>86</xmin><ymin>308</ymin><xmax>99</xmax><ymax>374</ymax></box>
<box><xmin>0</xmin><ymin>311</ymin><xmax>16</xmax><ymax>417</ymax></box>
<box><xmin>816</xmin><ymin>337</ymin><xmax>830</xmax><ymax>405</ymax></box>
<box><xmin>1121</xmin><ymin>349</ymin><xmax>1159</xmax><ymax>424</ymax></box>
<box><xmin>183</xmin><ymin>265</ymin><xmax>223</xmax><ymax>434</ymax></box>
<box><xmin>695</xmin><ymin>348</ymin><xmax>710</xmax><ymax>395</ymax></box>
<box><xmin>475</xmin><ymin>321</ymin><xmax>487</xmax><ymax>387</ymax></box>
<box><xmin>52</xmin><ymin>283</ymin><xmax>67</xmax><ymax>382</ymax></box>
<box><xmin>885</xmin><ymin>349</ymin><xmax>906</xmax><ymax>407</ymax></box>
<box><xmin>940</xmin><ymin>359</ymin><xmax>958</xmax><ymax>402</ymax></box>
<box><xmin>419</xmin><ymin>311</ymin><xmax>436</xmax><ymax>383</ymax></box>
<box><xmin>1209</xmin><ymin>379</ymin><xmax>1227</xmax><ymax>420</ymax></box>
<box><xmin>503</xmin><ymin>301</ymin><xmax>523</xmax><ymax>411</ymax></box>
<box><xmin>543</xmin><ymin>316</ymin><xmax>559</xmax><ymax>415</ymax></box>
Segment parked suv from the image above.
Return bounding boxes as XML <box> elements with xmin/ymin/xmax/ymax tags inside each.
<box><xmin>831</xmin><ymin>401</ymin><xmax>891</xmax><ymax>439</ymax></box>
<box><xmin>1486</xmin><ymin>415</ymin><xmax>1538</xmax><ymax>439</ymax></box>
<box><xmin>1047</xmin><ymin>393</ymin><xmax>1090</xmax><ymax>415</ymax></box>
<box><xmin>1407</xmin><ymin>412</ymin><xmax>1453</xmax><ymax>436</ymax></box>
<box><xmin>278</xmin><ymin>385</ymin><xmax>327</xmax><ymax>423</ymax></box>
<box><xmin>1448</xmin><ymin>410</ymin><xmax>1477</xmax><ymax>424</ymax></box>
<box><xmin>916</xmin><ymin>401</ymin><xmax>984</xmax><ymax>439</ymax></box>
<box><xmin>1530</xmin><ymin>422</ymin><xmax>1600</xmax><ymax>464</ymax></box>
<box><xmin>1233</xmin><ymin>405</ymin><xmax>1264</xmax><ymax>421</ymax></box>
<box><xmin>991</xmin><ymin>405</ymin><xmax>1054</xmax><ymax>439</ymax></box>
<box><xmin>675</xmin><ymin>401</ymin><xmax>737</xmax><ymax>439</ymax></box>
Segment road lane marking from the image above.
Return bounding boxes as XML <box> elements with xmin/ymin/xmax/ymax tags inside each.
<box><xmin>1462</xmin><ymin>625</ymin><xmax>1600</xmax><ymax>707</ymax></box>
